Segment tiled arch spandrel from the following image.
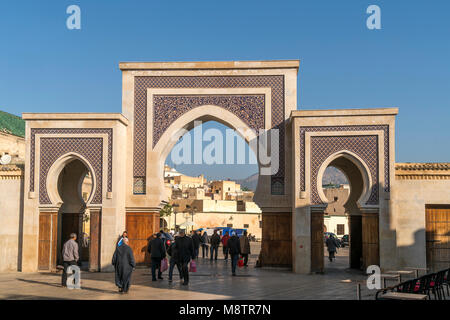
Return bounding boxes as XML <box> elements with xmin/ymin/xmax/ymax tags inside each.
<box><xmin>29</xmin><ymin>128</ymin><xmax>113</xmax><ymax>205</ymax></box>
<box><xmin>133</xmin><ymin>75</ymin><xmax>286</xmax><ymax>195</ymax></box>
<box><xmin>39</xmin><ymin>137</ymin><xmax>103</xmax><ymax>204</ymax></box>
<box><xmin>310</xmin><ymin>135</ymin><xmax>379</xmax><ymax>205</ymax></box>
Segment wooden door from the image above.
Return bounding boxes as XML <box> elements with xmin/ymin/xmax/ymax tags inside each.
<box><xmin>126</xmin><ymin>212</ymin><xmax>159</xmax><ymax>265</ymax></box>
<box><xmin>362</xmin><ymin>212</ymin><xmax>379</xmax><ymax>269</ymax></box>
<box><xmin>310</xmin><ymin>211</ymin><xmax>324</xmax><ymax>273</ymax></box>
<box><xmin>426</xmin><ymin>205</ymin><xmax>450</xmax><ymax>272</ymax></box>
<box><xmin>89</xmin><ymin>209</ymin><xmax>101</xmax><ymax>271</ymax></box>
<box><xmin>261</xmin><ymin>212</ymin><xmax>292</xmax><ymax>267</ymax></box>
<box><xmin>38</xmin><ymin>212</ymin><xmax>58</xmax><ymax>271</ymax></box>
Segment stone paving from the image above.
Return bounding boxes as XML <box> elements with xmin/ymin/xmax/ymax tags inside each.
<box><xmin>0</xmin><ymin>244</ymin><xmax>394</xmax><ymax>300</ymax></box>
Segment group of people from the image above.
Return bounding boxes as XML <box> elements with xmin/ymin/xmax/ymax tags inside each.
<box><xmin>188</xmin><ymin>229</ymin><xmax>251</xmax><ymax>274</ymax></box>
<box><xmin>61</xmin><ymin>228</ymin><xmax>253</xmax><ymax>293</ymax></box>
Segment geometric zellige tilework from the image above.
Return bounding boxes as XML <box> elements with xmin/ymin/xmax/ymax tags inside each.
<box><xmin>134</xmin><ymin>75</ymin><xmax>286</xmax><ymax>194</ymax></box>
<box><xmin>153</xmin><ymin>95</ymin><xmax>265</xmax><ymax>146</ymax></box>
<box><xmin>30</xmin><ymin>128</ymin><xmax>113</xmax><ymax>194</ymax></box>
<box><xmin>39</xmin><ymin>138</ymin><xmax>103</xmax><ymax>205</ymax></box>
<box><xmin>300</xmin><ymin>125</ymin><xmax>390</xmax><ymax>193</ymax></box>
<box><xmin>310</xmin><ymin>135</ymin><xmax>379</xmax><ymax>205</ymax></box>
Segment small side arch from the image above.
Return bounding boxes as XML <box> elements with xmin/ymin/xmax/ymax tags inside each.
<box><xmin>316</xmin><ymin>150</ymin><xmax>373</xmax><ymax>208</ymax></box>
<box><xmin>46</xmin><ymin>152</ymin><xmax>97</xmax><ymax>206</ymax></box>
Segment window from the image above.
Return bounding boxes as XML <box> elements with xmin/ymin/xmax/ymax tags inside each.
<box><xmin>334</xmin><ymin>196</ymin><xmax>338</xmax><ymax>202</ymax></box>
<box><xmin>227</xmin><ymin>224</ymin><xmax>233</xmax><ymax>228</ymax></box>
<box><xmin>259</xmin><ymin>221</ymin><xmax>262</xmax><ymax>228</ymax></box>
<box><xmin>337</xmin><ymin>224</ymin><xmax>345</xmax><ymax>235</ymax></box>
<box><xmin>243</xmin><ymin>224</ymin><xmax>249</xmax><ymax>228</ymax></box>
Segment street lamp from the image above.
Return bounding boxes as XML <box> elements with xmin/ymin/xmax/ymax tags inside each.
<box><xmin>172</xmin><ymin>203</ymin><xmax>180</xmax><ymax>232</ymax></box>
<box><xmin>186</xmin><ymin>204</ymin><xmax>197</xmax><ymax>232</ymax></box>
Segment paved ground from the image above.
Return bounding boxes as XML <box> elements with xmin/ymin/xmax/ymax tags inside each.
<box><xmin>0</xmin><ymin>244</ymin><xmax>401</xmax><ymax>300</ymax></box>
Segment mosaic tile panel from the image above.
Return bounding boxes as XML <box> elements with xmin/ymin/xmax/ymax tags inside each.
<box><xmin>30</xmin><ymin>128</ymin><xmax>113</xmax><ymax>194</ymax></box>
<box><xmin>310</xmin><ymin>135</ymin><xmax>379</xmax><ymax>205</ymax></box>
<box><xmin>133</xmin><ymin>177</ymin><xmax>146</xmax><ymax>195</ymax></box>
<box><xmin>153</xmin><ymin>95</ymin><xmax>265</xmax><ymax>146</ymax></box>
<box><xmin>299</xmin><ymin>125</ymin><xmax>389</xmax><ymax>193</ymax></box>
<box><xmin>134</xmin><ymin>75</ymin><xmax>286</xmax><ymax>194</ymax></box>
<box><xmin>39</xmin><ymin>137</ymin><xmax>103</xmax><ymax>204</ymax></box>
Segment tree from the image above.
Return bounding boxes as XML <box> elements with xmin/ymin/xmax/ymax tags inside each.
<box><xmin>159</xmin><ymin>203</ymin><xmax>174</xmax><ymax>229</ymax></box>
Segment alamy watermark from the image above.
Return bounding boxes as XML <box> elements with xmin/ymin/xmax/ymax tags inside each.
<box><xmin>366</xmin><ymin>265</ymin><xmax>382</xmax><ymax>289</ymax></box>
<box><xmin>66</xmin><ymin>5</ymin><xmax>81</xmax><ymax>30</ymax></box>
<box><xmin>366</xmin><ymin>5</ymin><xmax>381</xmax><ymax>30</ymax></box>
<box><xmin>66</xmin><ymin>265</ymin><xmax>81</xmax><ymax>289</ymax></box>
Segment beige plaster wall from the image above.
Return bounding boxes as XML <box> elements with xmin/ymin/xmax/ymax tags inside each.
<box><xmin>324</xmin><ymin>215</ymin><xmax>349</xmax><ymax>236</ymax></box>
<box><xmin>390</xmin><ymin>178</ymin><xmax>450</xmax><ymax>269</ymax></box>
<box><xmin>0</xmin><ymin>132</ymin><xmax>25</xmax><ymax>164</ymax></box>
<box><xmin>0</xmin><ymin>172</ymin><xmax>23</xmax><ymax>272</ymax></box>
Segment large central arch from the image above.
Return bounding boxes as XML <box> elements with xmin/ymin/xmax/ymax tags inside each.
<box><xmin>121</xmin><ymin>60</ymin><xmax>300</xmax><ymax>267</ymax></box>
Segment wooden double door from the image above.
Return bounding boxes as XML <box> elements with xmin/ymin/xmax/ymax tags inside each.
<box><xmin>311</xmin><ymin>211</ymin><xmax>379</xmax><ymax>273</ymax></box>
<box><xmin>261</xmin><ymin>212</ymin><xmax>292</xmax><ymax>267</ymax></box>
<box><xmin>125</xmin><ymin>212</ymin><xmax>159</xmax><ymax>265</ymax></box>
<box><xmin>426</xmin><ymin>205</ymin><xmax>450</xmax><ymax>272</ymax></box>
<box><xmin>38</xmin><ymin>210</ymin><xmax>101</xmax><ymax>271</ymax></box>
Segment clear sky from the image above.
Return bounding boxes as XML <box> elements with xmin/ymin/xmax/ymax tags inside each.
<box><xmin>1</xmin><ymin>1</ymin><xmax>449</xmax><ymax>179</ymax></box>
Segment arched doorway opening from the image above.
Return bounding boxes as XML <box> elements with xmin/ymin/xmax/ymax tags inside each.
<box><xmin>56</xmin><ymin>159</ymin><xmax>93</xmax><ymax>270</ymax></box>
<box><xmin>159</xmin><ymin>118</ymin><xmax>263</xmax><ymax>263</ymax></box>
<box><xmin>312</xmin><ymin>151</ymin><xmax>379</xmax><ymax>273</ymax></box>
<box><xmin>322</xmin><ymin>166</ymin><xmax>350</xmax><ymax>269</ymax></box>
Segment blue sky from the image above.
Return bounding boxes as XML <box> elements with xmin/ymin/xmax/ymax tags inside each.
<box><xmin>1</xmin><ymin>1</ymin><xmax>449</xmax><ymax>179</ymax></box>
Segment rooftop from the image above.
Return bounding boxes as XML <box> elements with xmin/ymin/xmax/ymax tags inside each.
<box><xmin>119</xmin><ymin>59</ymin><xmax>300</xmax><ymax>70</ymax></box>
<box><xmin>0</xmin><ymin>110</ymin><xmax>25</xmax><ymax>138</ymax></box>
<box><xmin>395</xmin><ymin>163</ymin><xmax>450</xmax><ymax>170</ymax></box>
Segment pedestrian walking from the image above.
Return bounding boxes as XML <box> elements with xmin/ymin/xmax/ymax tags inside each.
<box><xmin>221</xmin><ymin>232</ymin><xmax>230</xmax><ymax>260</ymax></box>
<box><xmin>200</xmin><ymin>230</ymin><xmax>209</xmax><ymax>258</ymax></box>
<box><xmin>167</xmin><ymin>236</ymin><xmax>182</xmax><ymax>282</ymax></box>
<box><xmin>227</xmin><ymin>232</ymin><xmax>241</xmax><ymax>276</ymax></box>
<box><xmin>209</xmin><ymin>229</ymin><xmax>220</xmax><ymax>261</ymax></box>
<box><xmin>61</xmin><ymin>233</ymin><xmax>79</xmax><ymax>288</ymax></box>
<box><xmin>191</xmin><ymin>230</ymin><xmax>201</xmax><ymax>259</ymax></box>
<box><xmin>148</xmin><ymin>232</ymin><xmax>166</xmax><ymax>281</ymax></box>
<box><xmin>325</xmin><ymin>235</ymin><xmax>339</xmax><ymax>262</ymax></box>
<box><xmin>112</xmin><ymin>237</ymin><xmax>136</xmax><ymax>293</ymax></box>
<box><xmin>175</xmin><ymin>230</ymin><xmax>195</xmax><ymax>285</ymax></box>
<box><xmin>239</xmin><ymin>230</ymin><xmax>251</xmax><ymax>267</ymax></box>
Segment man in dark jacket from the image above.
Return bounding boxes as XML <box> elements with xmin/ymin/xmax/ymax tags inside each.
<box><xmin>148</xmin><ymin>232</ymin><xmax>166</xmax><ymax>281</ymax></box>
<box><xmin>175</xmin><ymin>230</ymin><xmax>195</xmax><ymax>285</ymax></box>
<box><xmin>191</xmin><ymin>230</ymin><xmax>201</xmax><ymax>259</ymax></box>
<box><xmin>227</xmin><ymin>232</ymin><xmax>241</xmax><ymax>276</ymax></box>
<box><xmin>209</xmin><ymin>229</ymin><xmax>221</xmax><ymax>261</ymax></box>
<box><xmin>239</xmin><ymin>230</ymin><xmax>251</xmax><ymax>267</ymax></box>
<box><xmin>167</xmin><ymin>237</ymin><xmax>182</xmax><ymax>282</ymax></box>
<box><xmin>112</xmin><ymin>237</ymin><xmax>136</xmax><ymax>293</ymax></box>
<box><xmin>326</xmin><ymin>235</ymin><xmax>339</xmax><ymax>262</ymax></box>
